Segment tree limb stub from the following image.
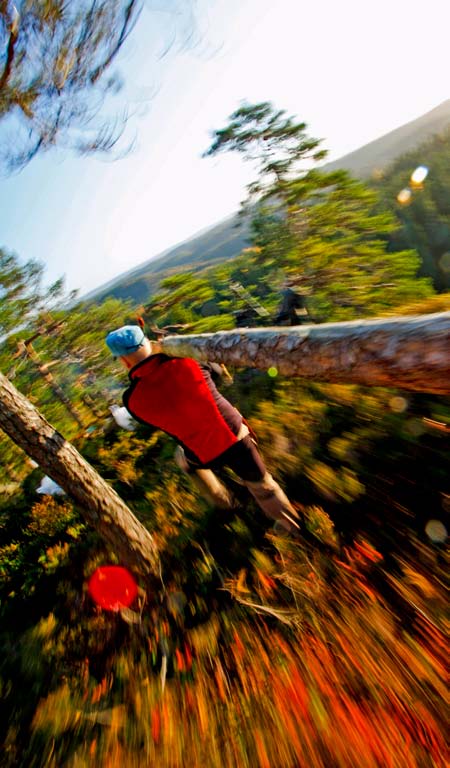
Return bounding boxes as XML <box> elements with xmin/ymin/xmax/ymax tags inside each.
<box><xmin>0</xmin><ymin>373</ymin><xmax>160</xmax><ymax>581</ymax></box>
<box><xmin>160</xmin><ymin>312</ymin><xmax>450</xmax><ymax>395</ymax></box>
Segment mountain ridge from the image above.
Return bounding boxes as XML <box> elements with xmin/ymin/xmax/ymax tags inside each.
<box><xmin>321</xmin><ymin>99</ymin><xmax>450</xmax><ymax>177</ymax></box>
<box><xmin>85</xmin><ymin>99</ymin><xmax>450</xmax><ymax>304</ymax></box>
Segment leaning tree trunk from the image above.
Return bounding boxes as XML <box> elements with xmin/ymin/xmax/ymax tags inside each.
<box><xmin>0</xmin><ymin>372</ymin><xmax>160</xmax><ymax>581</ymax></box>
<box><xmin>160</xmin><ymin>312</ymin><xmax>450</xmax><ymax>395</ymax></box>
<box><xmin>18</xmin><ymin>340</ymin><xmax>87</xmax><ymax>429</ymax></box>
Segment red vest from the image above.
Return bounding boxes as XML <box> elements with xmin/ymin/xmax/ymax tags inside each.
<box><xmin>123</xmin><ymin>354</ymin><xmax>241</xmax><ymax>464</ymax></box>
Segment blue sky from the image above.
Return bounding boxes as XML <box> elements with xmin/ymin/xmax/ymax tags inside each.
<box><xmin>1</xmin><ymin>0</ymin><xmax>448</xmax><ymax>296</ymax></box>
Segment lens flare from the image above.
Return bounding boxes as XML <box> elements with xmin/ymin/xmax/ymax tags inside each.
<box><xmin>424</xmin><ymin>519</ymin><xmax>447</xmax><ymax>543</ymax></box>
<box><xmin>410</xmin><ymin>166</ymin><xmax>428</xmax><ymax>185</ymax></box>
<box><xmin>389</xmin><ymin>396</ymin><xmax>408</xmax><ymax>413</ymax></box>
<box><xmin>267</xmin><ymin>367</ymin><xmax>278</xmax><ymax>377</ymax></box>
<box><xmin>397</xmin><ymin>188</ymin><xmax>412</xmax><ymax>204</ymax></box>
<box><xmin>88</xmin><ymin>565</ymin><xmax>138</xmax><ymax>611</ymax></box>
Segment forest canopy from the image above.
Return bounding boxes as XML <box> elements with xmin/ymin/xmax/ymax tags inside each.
<box><xmin>0</xmin><ymin>98</ymin><xmax>448</xmax><ymax>766</ymax></box>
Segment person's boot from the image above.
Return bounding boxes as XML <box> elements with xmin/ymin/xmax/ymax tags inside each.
<box><xmin>244</xmin><ymin>473</ymin><xmax>301</xmax><ymax>534</ymax></box>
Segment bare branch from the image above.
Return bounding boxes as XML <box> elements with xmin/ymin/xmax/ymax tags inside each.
<box><xmin>0</xmin><ymin>24</ymin><xmax>18</xmax><ymax>90</ymax></box>
<box><xmin>89</xmin><ymin>0</ymin><xmax>141</xmax><ymax>85</ymax></box>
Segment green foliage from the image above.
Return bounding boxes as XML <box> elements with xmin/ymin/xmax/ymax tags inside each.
<box><xmin>204</xmin><ymin>101</ymin><xmax>327</xmax><ymax>204</ymax></box>
<box><xmin>0</xmin><ymin>248</ymin><xmax>67</xmax><ymax>336</ymax></box>
<box><xmin>97</xmin><ymin>433</ymin><xmax>153</xmax><ymax>486</ymax></box>
<box><xmin>148</xmin><ymin>269</ymin><xmax>248</xmax><ymax>332</ymax></box>
<box><xmin>145</xmin><ymin>173</ymin><xmax>433</xmax><ymax>330</ymax></box>
<box><xmin>177</xmin><ymin>101</ymin><xmax>429</xmax><ymax>326</ymax></box>
<box><xmin>0</xmin><ymin>0</ymin><xmax>142</xmax><ymax>169</ymax></box>
<box><xmin>0</xmin><ymin>100</ymin><xmax>448</xmax><ymax>765</ymax></box>
<box><xmin>88</xmin><ymin>106</ymin><xmax>450</xmax><ymax>309</ymax></box>
<box><xmin>0</xmin><ymin>291</ymin><xmax>135</xmax><ymax>484</ymax></box>
<box><xmin>0</xmin><ymin>490</ymin><xmax>85</xmax><ymax>599</ymax></box>
<box><xmin>27</xmin><ymin>497</ymin><xmax>76</xmax><ymax>538</ymax></box>
<box><xmin>0</xmin><ymin>359</ymin><xmax>448</xmax><ymax>765</ymax></box>
<box><xmin>280</xmin><ymin>175</ymin><xmax>433</xmax><ymax>320</ymax></box>
<box><xmin>372</xmin><ymin>129</ymin><xmax>450</xmax><ymax>291</ymax></box>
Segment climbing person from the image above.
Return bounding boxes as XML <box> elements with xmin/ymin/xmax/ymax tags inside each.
<box><xmin>105</xmin><ymin>325</ymin><xmax>300</xmax><ymax>533</ymax></box>
<box><xmin>275</xmin><ymin>284</ymin><xmax>310</xmax><ymax>326</ymax></box>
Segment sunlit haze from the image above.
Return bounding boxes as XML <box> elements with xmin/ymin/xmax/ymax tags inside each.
<box><xmin>1</xmin><ymin>0</ymin><xmax>448</xmax><ymax>295</ymax></box>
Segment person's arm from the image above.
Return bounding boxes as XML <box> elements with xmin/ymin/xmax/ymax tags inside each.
<box><xmin>202</xmin><ymin>362</ymin><xmax>234</xmax><ymax>386</ymax></box>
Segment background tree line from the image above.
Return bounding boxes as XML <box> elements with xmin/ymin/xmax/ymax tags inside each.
<box><xmin>0</xmin><ymin>9</ymin><xmax>448</xmax><ymax>759</ymax></box>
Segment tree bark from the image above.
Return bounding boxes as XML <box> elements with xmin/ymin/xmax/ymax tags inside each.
<box><xmin>160</xmin><ymin>312</ymin><xmax>450</xmax><ymax>395</ymax></box>
<box><xmin>19</xmin><ymin>340</ymin><xmax>87</xmax><ymax>429</ymax></box>
<box><xmin>0</xmin><ymin>372</ymin><xmax>160</xmax><ymax>581</ymax></box>
<box><xmin>0</xmin><ymin>312</ymin><xmax>447</xmax><ymax>582</ymax></box>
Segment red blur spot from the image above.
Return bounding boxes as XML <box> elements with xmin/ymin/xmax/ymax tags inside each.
<box><xmin>88</xmin><ymin>566</ymin><xmax>138</xmax><ymax>611</ymax></box>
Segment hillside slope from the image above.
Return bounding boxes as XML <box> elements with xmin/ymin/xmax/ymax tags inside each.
<box><xmin>87</xmin><ymin>100</ymin><xmax>450</xmax><ymax>304</ymax></box>
<box><xmin>322</xmin><ymin>99</ymin><xmax>450</xmax><ymax>177</ymax></box>
<box><xmin>88</xmin><ymin>214</ymin><xmax>251</xmax><ymax>304</ymax></box>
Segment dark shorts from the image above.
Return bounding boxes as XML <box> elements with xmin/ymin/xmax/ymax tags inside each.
<box><xmin>185</xmin><ymin>435</ymin><xmax>267</xmax><ymax>483</ymax></box>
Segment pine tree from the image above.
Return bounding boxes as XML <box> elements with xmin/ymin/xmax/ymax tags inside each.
<box><xmin>372</xmin><ymin>129</ymin><xmax>450</xmax><ymax>291</ymax></box>
<box><xmin>0</xmin><ymin>1</ymin><xmax>144</xmax><ymax>169</ymax></box>
<box><xmin>204</xmin><ymin>100</ymin><xmax>328</xmax><ymax>205</ymax></box>
<box><xmin>205</xmin><ymin>102</ymin><xmax>435</xmax><ymax>322</ymax></box>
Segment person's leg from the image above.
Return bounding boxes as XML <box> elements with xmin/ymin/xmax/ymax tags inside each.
<box><xmin>245</xmin><ymin>473</ymin><xmax>300</xmax><ymax>532</ymax></box>
<box><xmin>174</xmin><ymin>446</ymin><xmax>235</xmax><ymax>510</ymax></box>
<box><xmin>217</xmin><ymin>437</ymin><xmax>300</xmax><ymax>533</ymax></box>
